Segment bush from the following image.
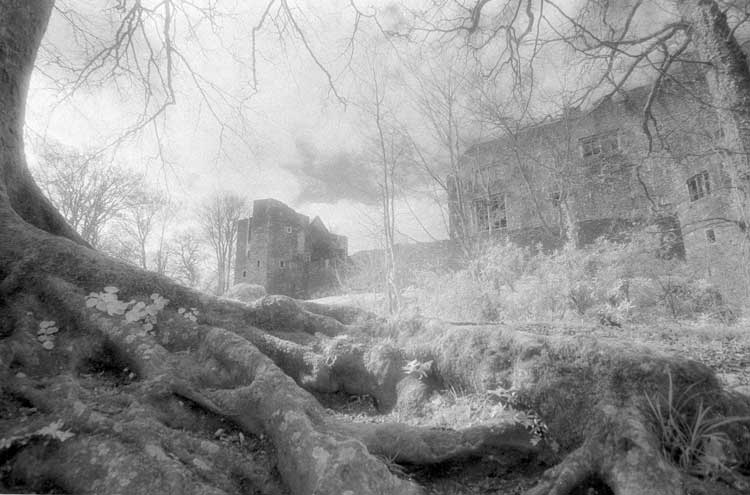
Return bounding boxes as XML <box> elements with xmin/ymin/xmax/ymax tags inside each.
<box><xmin>403</xmin><ymin>233</ymin><xmax>740</xmax><ymax>325</ymax></box>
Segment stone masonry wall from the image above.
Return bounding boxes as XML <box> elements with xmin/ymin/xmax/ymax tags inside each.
<box><xmin>451</xmin><ymin>67</ymin><xmax>746</xmax><ymax>300</ymax></box>
<box><xmin>234</xmin><ymin>199</ymin><xmax>347</xmax><ymax>298</ymax></box>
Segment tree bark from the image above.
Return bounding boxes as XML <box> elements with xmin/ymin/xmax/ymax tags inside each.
<box><xmin>0</xmin><ymin>0</ymin><xmax>87</xmax><ymax>245</ymax></box>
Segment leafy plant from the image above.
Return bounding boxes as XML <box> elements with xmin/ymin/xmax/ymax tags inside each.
<box><xmin>36</xmin><ymin>320</ymin><xmax>59</xmax><ymax>350</ymax></box>
<box><xmin>402</xmin><ymin>359</ymin><xmax>433</xmax><ymax>380</ymax></box>
<box><xmin>178</xmin><ymin>307</ymin><xmax>200</xmax><ymax>322</ymax></box>
<box><xmin>86</xmin><ymin>286</ymin><xmax>169</xmax><ymax>333</ymax></box>
<box><xmin>125</xmin><ymin>294</ymin><xmax>168</xmax><ymax>332</ymax></box>
<box><xmin>0</xmin><ymin>420</ymin><xmax>74</xmax><ymax>452</ymax></box>
<box><xmin>645</xmin><ymin>371</ymin><xmax>750</xmax><ymax>478</ymax></box>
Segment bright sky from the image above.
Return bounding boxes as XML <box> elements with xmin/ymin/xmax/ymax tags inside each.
<box><xmin>24</xmin><ymin>0</ymin><xmax>684</xmax><ymax>253</ymax></box>
<box><xmin>26</xmin><ymin>0</ymin><xmax>457</xmax><ymax>253</ymax></box>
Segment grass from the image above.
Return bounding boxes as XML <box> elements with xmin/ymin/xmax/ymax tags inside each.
<box><xmin>645</xmin><ymin>371</ymin><xmax>750</xmax><ymax>478</ymax></box>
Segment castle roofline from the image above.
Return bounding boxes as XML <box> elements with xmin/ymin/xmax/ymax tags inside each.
<box><xmin>310</xmin><ymin>216</ymin><xmax>329</xmax><ymax>233</ymax></box>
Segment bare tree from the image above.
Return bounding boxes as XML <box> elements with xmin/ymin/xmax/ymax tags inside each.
<box><xmin>399</xmin><ymin>49</ymin><xmax>486</xmax><ymax>257</ymax></box>
<box><xmin>105</xmin><ymin>190</ymin><xmax>173</xmax><ymax>273</ymax></box>
<box><xmin>353</xmin><ymin>47</ymin><xmax>414</xmax><ymax>313</ymax></box>
<box><xmin>31</xmin><ymin>141</ymin><xmax>141</xmax><ymax>248</ymax></box>
<box><xmin>199</xmin><ymin>192</ymin><xmax>247</xmax><ymax>295</ymax></box>
<box><xmin>169</xmin><ymin>231</ymin><xmax>205</xmax><ymax>289</ymax></box>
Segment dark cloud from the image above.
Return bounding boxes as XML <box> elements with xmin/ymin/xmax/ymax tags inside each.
<box><xmin>282</xmin><ymin>138</ymin><xmax>380</xmax><ymax>206</ymax></box>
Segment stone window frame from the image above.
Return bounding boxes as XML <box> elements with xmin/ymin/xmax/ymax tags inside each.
<box><xmin>687</xmin><ymin>171</ymin><xmax>710</xmax><ymax>202</ymax></box>
<box><xmin>549</xmin><ymin>190</ymin><xmax>564</xmax><ymax>208</ymax></box>
<box><xmin>580</xmin><ymin>130</ymin><xmax>620</xmax><ymax>158</ymax></box>
<box><xmin>473</xmin><ymin>193</ymin><xmax>507</xmax><ymax>232</ymax></box>
<box><xmin>279</xmin><ymin>260</ymin><xmax>285</xmax><ymax>268</ymax></box>
<box><xmin>285</xmin><ymin>225</ymin><xmax>293</xmax><ymax>234</ymax></box>
<box><xmin>705</xmin><ymin>228</ymin><xmax>716</xmax><ymax>243</ymax></box>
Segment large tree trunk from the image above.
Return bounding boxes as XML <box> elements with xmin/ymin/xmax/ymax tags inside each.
<box><xmin>0</xmin><ymin>0</ymin><xmax>87</xmax><ymax>245</ymax></box>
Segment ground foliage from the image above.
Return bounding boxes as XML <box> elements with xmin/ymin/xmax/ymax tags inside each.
<box><xmin>3</xmin><ymin>272</ymin><xmax>750</xmax><ymax>494</ymax></box>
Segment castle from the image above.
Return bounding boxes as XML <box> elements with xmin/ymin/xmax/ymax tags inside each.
<box><xmin>448</xmin><ymin>62</ymin><xmax>747</xmax><ymax>299</ymax></box>
<box><xmin>234</xmin><ymin>199</ymin><xmax>347</xmax><ymax>298</ymax></box>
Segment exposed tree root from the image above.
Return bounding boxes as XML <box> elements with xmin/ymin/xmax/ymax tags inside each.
<box><xmin>398</xmin><ymin>320</ymin><xmax>750</xmax><ymax>494</ymax></box>
<box><xmin>0</xmin><ymin>234</ymin><xmax>543</xmax><ymax>495</ymax></box>
<box><xmin>2</xmin><ymin>222</ymin><xmax>750</xmax><ymax>494</ymax></box>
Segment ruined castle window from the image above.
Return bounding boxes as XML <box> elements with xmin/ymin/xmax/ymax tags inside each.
<box><xmin>279</xmin><ymin>260</ymin><xmax>285</xmax><ymax>268</ymax></box>
<box><xmin>706</xmin><ymin>229</ymin><xmax>716</xmax><ymax>243</ymax></box>
<box><xmin>474</xmin><ymin>194</ymin><xmax>506</xmax><ymax>231</ymax></box>
<box><xmin>242</xmin><ymin>270</ymin><xmax>247</xmax><ymax>278</ymax></box>
<box><xmin>257</xmin><ymin>260</ymin><xmax>260</xmax><ymax>268</ymax></box>
<box><xmin>550</xmin><ymin>191</ymin><xmax>563</xmax><ymax>208</ymax></box>
<box><xmin>580</xmin><ymin>130</ymin><xmax>619</xmax><ymax>158</ymax></box>
<box><xmin>687</xmin><ymin>171</ymin><xmax>710</xmax><ymax>201</ymax></box>
<box><xmin>286</xmin><ymin>225</ymin><xmax>292</xmax><ymax>234</ymax></box>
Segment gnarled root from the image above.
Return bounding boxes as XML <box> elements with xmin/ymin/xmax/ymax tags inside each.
<box><xmin>3</xmin><ymin>223</ymin><xmax>749</xmax><ymax>495</ymax></box>
<box><xmin>1</xmin><ymin>270</ymin><xmax>543</xmax><ymax>495</ymax></box>
<box><xmin>397</xmin><ymin>321</ymin><xmax>750</xmax><ymax>495</ymax></box>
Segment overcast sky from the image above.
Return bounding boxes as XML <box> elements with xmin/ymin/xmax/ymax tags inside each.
<box><xmin>24</xmin><ymin>0</ymin><xmax>691</xmax><ymax>253</ymax></box>
<box><xmin>25</xmin><ymin>0</ymin><xmax>465</xmax><ymax>252</ymax></box>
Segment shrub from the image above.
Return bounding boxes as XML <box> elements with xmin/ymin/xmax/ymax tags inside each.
<box><xmin>402</xmin><ymin>232</ymin><xmax>740</xmax><ymax>325</ymax></box>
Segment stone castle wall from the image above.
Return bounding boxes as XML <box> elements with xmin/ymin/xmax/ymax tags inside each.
<box><xmin>234</xmin><ymin>199</ymin><xmax>347</xmax><ymax>298</ymax></box>
<box><xmin>450</xmin><ymin>66</ymin><xmax>745</xmax><ymax>298</ymax></box>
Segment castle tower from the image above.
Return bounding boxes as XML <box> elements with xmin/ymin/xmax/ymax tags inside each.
<box><xmin>234</xmin><ymin>199</ymin><xmax>347</xmax><ymax>298</ymax></box>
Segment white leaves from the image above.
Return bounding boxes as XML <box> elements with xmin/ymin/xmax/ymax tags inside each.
<box><xmin>37</xmin><ymin>320</ymin><xmax>59</xmax><ymax>350</ymax></box>
<box><xmin>86</xmin><ymin>288</ymin><xmax>129</xmax><ymax>316</ymax></box>
<box><xmin>178</xmin><ymin>307</ymin><xmax>199</xmax><ymax>323</ymax></box>
<box><xmin>35</xmin><ymin>420</ymin><xmax>75</xmax><ymax>442</ymax></box>
<box><xmin>0</xmin><ymin>420</ymin><xmax>74</xmax><ymax>452</ymax></box>
<box><xmin>402</xmin><ymin>359</ymin><xmax>433</xmax><ymax>380</ymax></box>
<box><xmin>85</xmin><ymin>287</ymin><xmax>169</xmax><ymax>335</ymax></box>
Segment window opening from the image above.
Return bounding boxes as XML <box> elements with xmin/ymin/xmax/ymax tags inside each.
<box><xmin>473</xmin><ymin>194</ymin><xmax>506</xmax><ymax>231</ymax></box>
<box><xmin>687</xmin><ymin>171</ymin><xmax>710</xmax><ymax>201</ymax></box>
<box><xmin>580</xmin><ymin>130</ymin><xmax>619</xmax><ymax>158</ymax></box>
